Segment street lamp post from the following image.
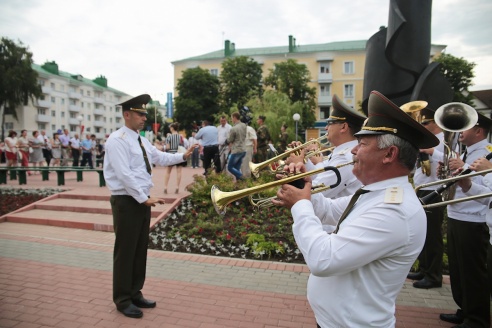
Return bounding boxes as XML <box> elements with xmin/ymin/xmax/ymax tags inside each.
<box><xmin>293</xmin><ymin>113</ymin><xmax>300</xmax><ymax>141</ymax></box>
<box><xmin>76</xmin><ymin>114</ymin><xmax>84</xmax><ymax>136</ymax></box>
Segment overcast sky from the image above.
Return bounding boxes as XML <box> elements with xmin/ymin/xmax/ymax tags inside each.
<box><xmin>1</xmin><ymin>0</ymin><xmax>491</xmax><ymax>104</ymax></box>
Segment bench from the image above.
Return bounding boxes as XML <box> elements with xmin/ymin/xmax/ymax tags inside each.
<box><xmin>0</xmin><ymin>167</ymin><xmax>106</xmax><ymax>187</ymax></box>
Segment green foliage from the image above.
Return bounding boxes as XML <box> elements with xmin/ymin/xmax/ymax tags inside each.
<box><xmin>434</xmin><ymin>53</ymin><xmax>476</xmax><ymax>106</ymax></box>
<box><xmin>174</xmin><ymin>67</ymin><xmax>221</xmax><ymax>132</ymax></box>
<box><xmin>246</xmin><ymin>233</ymin><xmax>285</xmax><ymax>259</ymax></box>
<box><xmin>246</xmin><ymin>90</ymin><xmax>305</xmax><ymax>146</ymax></box>
<box><xmin>263</xmin><ymin>59</ymin><xmax>317</xmax><ymax>129</ymax></box>
<box><xmin>144</xmin><ymin>105</ymin><xmax>166</xmax><ymax>137</ymax></box>
<box><xmin>0</xmin><ymin>37</ymin><xmax>42</xmax><ymax>140</ymax></box>
<box><xmin>220</xmin><ymin>56</ymin><xmax>263</xmax><ymax>111</ymax></box>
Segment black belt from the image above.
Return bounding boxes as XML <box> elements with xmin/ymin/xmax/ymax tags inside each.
<box><xmin>204</xmin><ymin>145</ymin><xmax>218</xmax><ymax>148</ymax></box>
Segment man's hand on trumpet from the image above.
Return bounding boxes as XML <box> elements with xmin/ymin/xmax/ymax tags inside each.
<box><xmin>470</xmin><ymin>157</ymin><xmax>492</xmax><ymax>173</ymax></box>
<box><xmin>272</xmin><ymin>162</ymin><xmax>312</xmax><ymax>209</ymax></box>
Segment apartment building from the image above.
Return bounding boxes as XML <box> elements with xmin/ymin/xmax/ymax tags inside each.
<box><xmin>172</xmin><ymin>36</ymin><xmax>446</xmax><ymax>139</ymax></box>
<box><xmin>4</xmin><ymin>61</ymin><xmax>130</xmax><ymax>139</ymax></box>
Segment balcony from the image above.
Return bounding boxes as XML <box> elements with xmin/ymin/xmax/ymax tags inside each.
<box><xmin>94</xmin><ymin>108</ymin><xmax>106</xmax><ymax>116</ymax></box>
<box><xmin>318</xmin><ymin>95</ymin><xmax>332</xmax><ymax>106</ymax></box>
<box><xmin>36</xmin><ymin>114</ymin><xmax>51</xmax><ymax>123</ymax></box>
<box><xmin>68</xmin><ymin>104</ymin><xmax>81</xmax><ymax>113</ymax></box>
<box><xmin>94</xmin><ymin>97</ymin><xmax>105</xmax><ymax>105</ymax></box>
<box><xmin>93</xmin><ymin>120</ymin><xmax>105</xmax><ymax>128</ymax></box>
<box><xmin>36</xmin><ymin>100</ymin><xmax>51</xmax><ymax>108</ymax></box>
<box><xmin>115</xmin><ymin>111</ymin><xmax>122</xmax><ymax>118</ymax></box>
<box><xmin>318</xmin><ymin>73</ymin><xmax>333</xmax><ymax>83</ymax></box>
<box><xmin>68</xmin><ymin>118</ymin><xmax>81</xmax><ymax>125</ymax></box>
<box><xmin>41</xmin><ymin>86</ymin><xmax>52</xmax><ymax>94</ymax></box>
<box><xmin>68</xmin><ymin>92</ymin><xmax>81</xmax><ymax>100</ymax></box>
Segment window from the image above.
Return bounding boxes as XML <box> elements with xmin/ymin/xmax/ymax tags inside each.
<box><xmin>87</xmin><ymin>91</ymin><xmax>91</xmax><ymax>97</ymax></box>
<box><xmin>51</xmin><ymin>96</ymin><xmax>56</xmax><ymax>103</ymax></box>
<box><xmin>70</xmin><ymin>125</ymin><xmax>77</xmax><ymax>132</ymax></box>
<box><xmin>51</xmin><ymin>124</ymin><xmax>56</xmax><ymax>131</ymax></box>
<box><xmin>61</xmin><ymin>98</ymin><xmax>65</xmax><ymax>105</ymax></box>
<box><xmin>344</xmin><ymin>61</ymin><xmax>354</xmax><ymax>74</ymax></box>
<box><xmin>320</xmin><ymin>84</ymin><xmax>331</xmax><ymax>96</ymax></box>
<box><xmin>116</xmin><ymin>118</ymin><xmax>121</xmax><ymax>123</ymax></box>
<box><xmin>80</xmin><ymin>89</ymin><xmax>84</xmax><ymax>95</ymax></box>
<box><xmin>87</xmin><ymin>115</ymin><xmax>91</xmax><ymax>121</ymax></box>
<box><xmin>95</xmin><ymin>127</ymin><xmax>101</xmax><ymax>133</ymax></box>
<box><xmin>61</xmin><ymin>112</ymin><xmax>65</xmax><ymax>118</ymax></box>
<box><xmin>38</xmin><ymin>123</ymin><xmax>46</xmax><ymax>130</ymax></box>
<box><xmin>69</xmin><ymin>87</ymin><xmax>76</xmax><ymax>93</ymax></box>
<box><xmin>86</xmin><ymin>127</ymin><xmax>91</xmax><ymax>132</ymax></box>
<box><xmin>344</xmin><ymin>84</ymin><xmax>354</xmax><ymax>98</ymax></box>
<box><xmin>210</xmin><ymin>69</ymin><xmax>218</xmax><ymax>76</ymax></box>
<box><xmin>69</xmin><ymin>99</ymin><xmax>76</xmax><ymax>105</ymax></box>
<box><xmin>51</xmin><ymin>110</ymin><xmax>56</xmax><ymax>117</ymax></box>
<box><xmin>70</xmin><ymin>112</ymin><xmax>77</xmax><ymax>119</ymax></box>
<box><xmin>50</xmin><ymin>82</ymin><xmax>55</xmax><ymax>89</ymax></box>
<box><xmin>61</xmin><ymin>125</ymin><xmax>65</xmax><ymax>129</ymax></box>
<box><xmin>320</xmin><ymin>63</ymin><xmax>331</xmax><ymax>73</ymax></box>
<box><xmin>37</xmin><ymin>108</ymin><xmax>46</xmax><ymax>115</ymax></box>
<box><xmin>88</xmin><ymin>103</ymin><xmax>91</xmax><ymax>109</ymax></box>
<box><xmin>81</xmin><ymin>102</ymin><xmax>84</xmax><ymax>108</ymax></box>
<box><xmin>110</xmin><ymin>118</ymin><xmax>112</xmax><ymax>123</ymax></box>
<box><xmin>320</xmin><ymin>107</ymin><xmax>330</xmax><ymax>120</ymax></box>
<box><xmin>5</xmin><ymin>122</ymin><xmax>13</xmax><ymax>130</ymax></box>
<box><xmin>39</xmin><ymin>80</ymin><xmax>45</xmax><ymax>86</ymax></box>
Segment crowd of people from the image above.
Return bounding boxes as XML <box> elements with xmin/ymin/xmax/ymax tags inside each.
<box><xmin>0</xmin><ymin>129</ymin><xmax>106</xmax><ymax>172</ymax></box>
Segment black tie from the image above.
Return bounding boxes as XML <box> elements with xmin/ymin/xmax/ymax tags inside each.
<box><xmin>462</xmin><ymin>149</ymin><xmax>468</xmax><ymax>163</ymax></box>
<box><xmin>333</xmin><ymin>188</ymin><xmax>370</xmax><ymax>234</ymax></box>
<box><xmin>138</xmin><ymin>136</ymin><xmax>152</xmax><ymax>175</ymax></box>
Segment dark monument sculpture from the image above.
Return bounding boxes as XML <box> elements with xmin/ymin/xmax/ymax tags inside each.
<box><xmin>362</xmin><ymin>0</ymin><xmax>453</xmax><ymax>113</ymax></box>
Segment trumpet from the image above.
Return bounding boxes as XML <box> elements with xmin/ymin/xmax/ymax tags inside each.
<box><xmin>417</xmin><ymin>152</ymin><xmax>492</xmax><ymax>207</ymax></box>
<box><xmin>249</xmin><ymin>183</ymin><xmax>331</xmax><ymax>210</ymax></box>
<box><xmin>249</xmin><ymin>135</ymin><xmax>329</xmax><ymax>178</ymax></box>
<box><xmin>211</xmin><ymin>161</ymin><xmax>353</xmax><ymax>215</ymax></box>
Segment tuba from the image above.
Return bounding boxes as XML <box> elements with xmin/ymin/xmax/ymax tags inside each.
<box><xmin>400</xmin><ymin>101</ymin><xmax>431</xmax><ymax>176</ymax></box>
<box><xmin>434</xmin><ymin>102</ymin><xmax>478</xmax><ymax>201</ymax></box>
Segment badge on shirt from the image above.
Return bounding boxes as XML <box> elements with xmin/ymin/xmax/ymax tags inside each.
<box><xmin>384</xmin><ymin>187</ymin><xmax>403</xmax><ymax>204</ymax></box>
<box><xmin>486</xmin><ymin>144</ymin><xmax>492</xmax><ymax>153</ymax></box>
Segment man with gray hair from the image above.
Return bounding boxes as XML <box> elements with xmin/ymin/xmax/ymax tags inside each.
<box><xmin>274</xmin><ymin>91</ymin><xmax>439</xmax><ymax>327</ymax></box>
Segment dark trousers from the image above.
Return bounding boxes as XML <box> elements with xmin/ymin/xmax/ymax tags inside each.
<box><xmin>110</xmin><ymin>195</ymin><xmax>151</xmax><ymax>310</ymax></box>
<box><xmin>42</xmin><ymin>148</ymin><xmax>52</xmax><ymax>167</ymax></box>
<box><xmin>488</xmin><ymin>243</ymin><xmax>492</xmax><ymax>298</ymax></box>
<box><xmin>80</xmin><ymin>152</ymin><xmax>93</xmax><ymax>168</ymax></box>
<box><xmin>191</xmin><ymin>148</ymin><xmax>199</xmax><ymax>168</ymax></box>
<box><xmin>72</xmin><ymin>149</ymin><xmax>80</xmax><ymax>167</ymax></box>
<box><xmin>416</xmin><ymin>190</ymin><xmax>444</xmax><ymax>283</ymax></box>
<box><xmin>203</xmin><ymin>145</ymin><xmax>220</xmax><ymax>175</ymax></box>
<box><xmin>447</xmin><ymin>217</ymin><xmax>490</xmax><ymax>327</ymax></box>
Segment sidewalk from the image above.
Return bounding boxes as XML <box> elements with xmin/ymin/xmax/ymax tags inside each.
<box><xmin>0</xmin><ymin>166</ymin><xmax>459</xmax><ymax>327</ymax></box>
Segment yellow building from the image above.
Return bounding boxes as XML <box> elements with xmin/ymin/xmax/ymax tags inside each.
<box><xmin>172</xmin><ymin>36</ymin><xmax>446</xmax><ymax>140</ymax></box>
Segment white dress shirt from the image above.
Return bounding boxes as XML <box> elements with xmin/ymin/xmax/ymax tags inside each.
<box><xmin>103</xmin><ymin>126</ymin><xmax>185</xmax><ymax>204</ymax></box>
<box><xmin>305</xmin><ymin>140</ymin><xmax>361</xmax><ymax>199</ymax></box>
<box><xmin>447</xmin><ymin>139</ymin><xmax>492</xmax><ymax>223</ymax></box>
<box><xmin>463</xmin><ymin>172</ymin><xmax>492</xmax><ymax>244</ymax></box>
<box><xmin>291</xmin><ymin>176</ymin><xmax>426</xmax><ymax>327</ymax></box>
<box><xmin>217</xmin><ymin>123</ymin><xmax>231</xmax><ymax>146</ymax></box>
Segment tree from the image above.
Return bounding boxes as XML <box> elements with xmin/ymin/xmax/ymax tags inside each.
<box><xmin>263</xmin><ymin>59</ymin><xmax>317</xmax><ymax>129</ymax></box>
<box><xmin>434</xmin><ymin>53</ymin><xmax>476</xmax><ymax>105</ymax></box>
<box><xmin>0</xmin><ymin>37</ymin><xmax>42</xmax><ymax>140</ymax></box>
<box><xmin>220</xmin><ymin>56</ymin><xmax>263</xmax><ymax>111</ymax></box>
<box><xmin>246</xmin><ymin>90</ymin><xmax>305</xmax><ymax>147</ymax></box>
<box><xmin>174</xmin><ymin>67</ymin><xmax>220</xmax><ymax>132</ymax></box>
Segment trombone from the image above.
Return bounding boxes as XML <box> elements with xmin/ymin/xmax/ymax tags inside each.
<box><xmin>416</xmin><ymin>167</ymin><xmax>492</xmax><ymax>209</ymax></box>
<box><xmin>249</xmin><ymin>135</ymin><xmax>329</xmax><ymax>178</ymax></box>
<box><xmin>211</xmin><ymin>162</ymin><xmax>353</xmax><ymax>215</ymax></box>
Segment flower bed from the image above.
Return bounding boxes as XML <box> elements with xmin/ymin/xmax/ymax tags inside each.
<box><xmin>0</xmin><ymin>187</ymin><xmax>65</xmax><ymax>216</ymax></box>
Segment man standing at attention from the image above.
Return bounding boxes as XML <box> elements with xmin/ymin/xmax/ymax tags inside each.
<box><xmin>104</xmin><ymin>94</ymin><xmax>194</xmax><ymax>319</ymax></box>
<box><xmin>226</xmin><ymin>112</ymin><xmax>247</xmax><ymax>180</ymax></box>
<box><xmin>274</xmin><ymin>91</ymin><xmax>439</xmax><ymax>327</ymax></box>
<box><xmin>256</xmin><ymin>115</ymin><xmax>271</xmax><ymax>163</ymax></box>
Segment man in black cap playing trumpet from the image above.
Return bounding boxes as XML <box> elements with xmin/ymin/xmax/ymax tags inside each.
<box><xmin>273</xmin><ymin>91</ymin><xmax>439</xmax><ymax>327</ymax></box>
<box><xmin>104</xmin><ymin>94</ymin><xmax>195</xmax><ymax>319</ymax></box>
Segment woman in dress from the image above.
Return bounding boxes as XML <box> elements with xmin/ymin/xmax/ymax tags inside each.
<box><xmin>163</xmin><ymin>123</ymin><xmax>186</xmax><ymax>194</ymax></box>
<box><xmin>4</xmin><ymin>130</ymin><xmax>18</xmax><ymax>167</ymax></box>
<box><xmin>17</xmin><ymin>129</ymin><xmax>30</xmax><ymax>173</ymax></box>
<box><xmin>51</xmin><ymin>132</ymin><xmax>62</xmax><ymax>167</ymax></box>
<box><xmin>29</xmin><ymin>131</ymin><xmax>44</xmax><ymax>172</ymax></box>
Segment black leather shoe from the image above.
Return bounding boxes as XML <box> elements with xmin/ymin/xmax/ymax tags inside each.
<box><xmin>132</xmin><ymin>297</ymin><xmax>156</xmax><ymax>308</ymax></box>
<box><xmin>118</xmin><ymin>304</ymin><xmax>143</xmax><ymax>318</ymax></box>
<box><xmin>407</xmin><ymin>272</ymin><xmax>424</xmax><ymax>280</ymax></box>
<box><xmin>439</xmin><ymin>313</ymin><xmax>464</xmax><ymax>324</ymax></box>
<box><xmin>413</xmin><ymin>278</ymin><xmax>442</xmax><ymax>289</ymax></box>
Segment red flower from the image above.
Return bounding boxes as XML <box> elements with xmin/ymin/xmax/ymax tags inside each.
<box><xmin>226</xmin><ymin>234</ymin><xmax>232</xmax><ymax>240</ymax></box>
